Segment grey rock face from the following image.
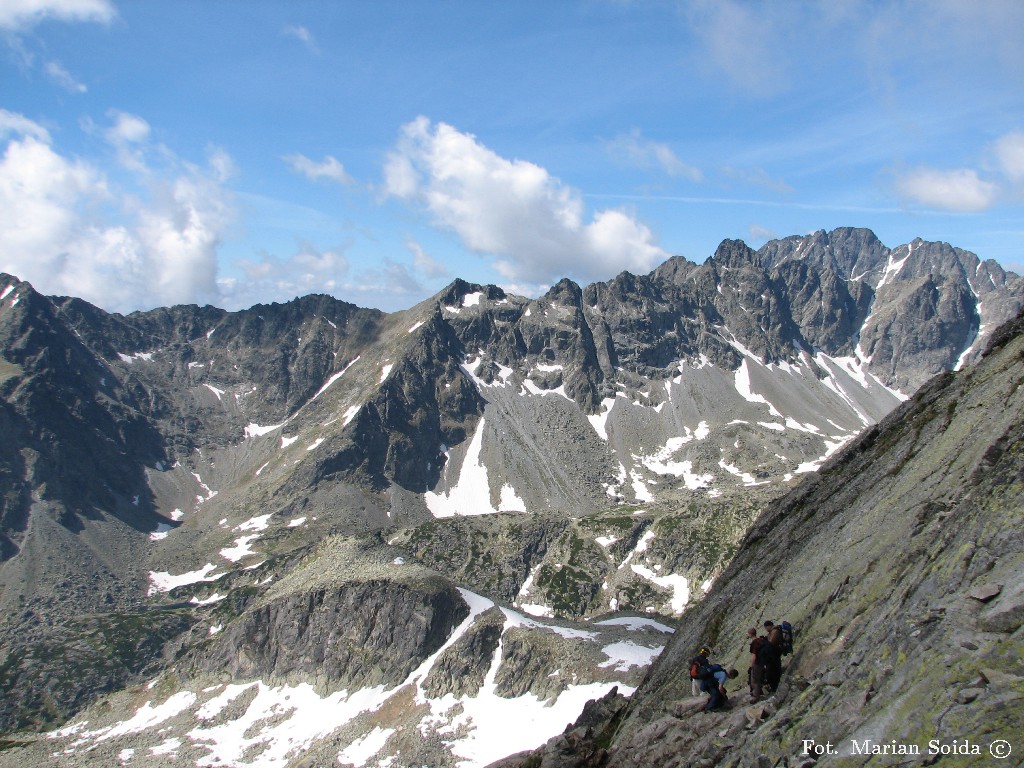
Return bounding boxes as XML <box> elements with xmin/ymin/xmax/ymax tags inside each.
<box><xmin>202</xmin><ymin>577</ymin><xmax>469</xmax><ymax>691</ymax></box>
<box><xmin>420</xmin><ymin>606</ymin><xmax>504</xmax><ymax>698</ymax></box>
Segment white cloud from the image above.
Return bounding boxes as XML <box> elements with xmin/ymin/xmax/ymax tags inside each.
<box><xmin>0</xmin><ymin>0</ymin><xmax>114</xmax><ymax>30</ymax></box>
<box><xmin>223</xmin><ymin>242</ymin><xmax>351</xmax><ymax>308</ymax></box>
<box><xmin>406</xmin><ymin>239</ymin><xmax>449</xmax><ymax>279</ymax></box>
<box><xmin>282</xmin><ymin>24</ymin><xmax>319</xmax><ymax>55</ymax></box>
<box><xmin>894</xmin><ymin>167</ymin><xmax>998</xmax><ymax>212</ymax></box>
<box><xmin>45</xmin><ymin>60</ymin><xmax>87</xmax><ymax>93</ymax></box>
<box><xmin>105</xmin><ymin>110</ymin><xmax>151</xmax><ymax>145</ymax></box>
<box><xmin>994</xmin><ymin>131</ymin><xmax>1024</xmax><ymax>184</ymax></box>
<box><xmin>284</xmin><ymin>154</ymin><xmax>353</xmax><ymax>185</ymax></box>
<box><xmin>684</xmin><ymin>1</ymin><xmax>1024</xmax><ymax>101</ymax></box>
<box><xmin>220</xmin><ymin>243</ymin><xmax>432</xmax><ymax>313</ymax></box>
<box><xmin>383</xmin><ymin>117</ymin><xmax>668</xmax><ymax>286</ymax></box>
<box><xmin>0</xmin><ymin>109</ymin><xmax>51</xmax><ymax>142</ymax></box>
<box><xmin>608</xmin><ymin>130</ymin><xmax>702</xmax><ymax>181</ymax></box>
<box><xmin>207</xmin><ymin>146</ymin><xmax>237</xmax><ymax>183</ymax></box>
<box><xmin>0</xmin><ymin>111</ymin><xmax>232</xmax><ymax>312</ymax></box>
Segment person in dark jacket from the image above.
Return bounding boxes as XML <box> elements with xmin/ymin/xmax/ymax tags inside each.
<box><xmin>747</xmin><ymin>627</ymin><xmax>767</xmax><ymax>699</ymax></box>
<box><xmin>763</xmin><ymin>620</ymin><xmax>784</xmax><ymax>691</ymax></box>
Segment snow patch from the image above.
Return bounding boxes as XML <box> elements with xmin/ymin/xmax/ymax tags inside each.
<box><xmin>426</xmin><ymin>419</ymin><xmax>526</xmax><ymax>517</ymax></box>
<box><xmin>219</xmin><ymin>535</ymin><xmax>260</xmax><ymax>563</ymax></box>
<box><xmin>594</xmin><ymin>616</ymin><xmax>675</xmax><ymax>633</ymax></box>
<box><xmin>245</xmin><ymin>421</ymin><xmax>285</xmax><ymax>438</ymax></box>
<box><xmin>189</xmin><ymin>593</ymin><xmax>226</xmax><ymax>606</ymax></box>
<box><xmin>630</xmin><ymin>564</ymin><xmax>691</xmax><ymax>613</ymax></box>
<box><xmin>204</xmin><ymin>384</ymin><xmax>225</xmax><ymax>400</ymax></box>
<box><xmin>147</xmin><ymin>564</ymin><xmax>224</xmax><ymax>595</ymax></box>
<box><xmin>598</xmin><ymin>641</ymin><xmax>664</xmax><ymax>671</ymax></box>
<box><xmin>587</xmin><ymin>397</ymin><xmax>617</xmax><ymax>441</ymax></box>
<box><xmin>734</xmin><ymin>360</ymin><xmax>783</xmax><ymax>417</ymax></box>
<box><xmin>338</xmin><ymin>726</ymin><xmax>396</xmax><ymax>767</ymax></box>
<box><xmin>342</xmin><ymin>404</ymin><xmax>361</xmax><ymax>426</ymax></box>
<box><xmin>309</xmin><ymin>355</ymin><xmax>360</xmax><ymax>404</ymax></box>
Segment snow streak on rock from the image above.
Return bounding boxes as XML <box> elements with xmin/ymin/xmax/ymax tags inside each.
<box><xmin>425</xmin><ymin>419</ymin><xmax>527</xmax><ymax>517</ymax></box>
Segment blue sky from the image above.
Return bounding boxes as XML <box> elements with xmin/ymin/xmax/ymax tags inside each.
<box><xmin>2</xmin><ymin>1</ymin><xmax>1023</xmax><ymax>313</ymax></box>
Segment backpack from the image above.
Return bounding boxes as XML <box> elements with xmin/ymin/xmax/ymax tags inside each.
<box><xmin>779</xmin><ymin>622</ymin><xmax>794</xmax><ymax>656</ymax></box>
<box><xmin>689</xmin><ymin>656</ymin><xmax>713</xmax><ymax>680</ymax></box>
<box><xmin>754</xmin><ymin>636</ymin><xmax>776</xmax><ymax>664</ymax></box>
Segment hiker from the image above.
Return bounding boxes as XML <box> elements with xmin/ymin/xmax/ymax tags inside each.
<box><xmin>688</xmin><ymin>646</ymin><xmax>712</xmax><ymax>696</ymax></box>
<box><xmin>701</xmin><ymin>664</ymin><xmax>739</xmax><ymax>711</ymax></box>
<box><xmin>747</xmin><ymin>627</ymin><xmax>768</xmax><ymax>699</ymax></box>
<box><xmin>763</xmin><ymin>620</ymin><xmax>784</xmax><ymax>692</ymax></box>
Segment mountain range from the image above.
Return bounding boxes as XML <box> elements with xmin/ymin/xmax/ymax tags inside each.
<box><xmin>0</xmin><ymin>227</ymin><xmax>1021</xmax><ymax>766</ymax></box>
<box><xmin>499</xmin><ymin>294</ymin><xmax>1024</xmax><ymax>768</ymax></box>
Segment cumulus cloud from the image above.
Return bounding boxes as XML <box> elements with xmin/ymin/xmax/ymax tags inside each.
<box><xmin>0</xmin><ymin>109</ymin><xmax>51</xmax><ymax>142</ymax></box>
<box><xmin>105</xmin><ymin>110</ymin><xmax>151</xmax><ymax>145</ymax></box>
<box><xmin>894</xmin><ymin>167</ymin><xmax>997</xmax><ymax>212</ymax></box>
<box><xmin>0</xmin><ymin>0</ymin><xmax>115</xmax><ymax>30</ymax></box>
<box><xmin>383</xmin><ymin>117</ymin><xmax>668</xmax><ymax>286</ymax></box>
<box><xmin>284</xmin><ymin>153</ymin><xmax>353</xmax><ymax>185</ymax></box>
<box><xmin>0</xmin><ymin>110</ymin><xmax>232</xmax><ymax>311</ymax></box>
<box><xmin>608</xmin><ymin>130</ymin><xmax>702</xmax><ymax>181</ymax></box>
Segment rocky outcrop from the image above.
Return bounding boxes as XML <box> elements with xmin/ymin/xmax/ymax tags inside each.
<box><xmin>203</xmin><ymin>576</ymin><xmax>469</xmax><ymax>691</ymax></box>
<box><xmin>420</xmin><ymin>605</ymin><xmax>504</xmax><ymax>698</ymax></box>
<box><xmin>186</xmin><ymin>536</ymin><xmax>470</xmax><ymax>694</ymax></box>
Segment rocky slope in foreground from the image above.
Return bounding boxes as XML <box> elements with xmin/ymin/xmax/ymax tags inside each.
<box><xmin>501</xmin><ymin>312</ymin><xmax>1024</xmax><ymax>767</ymax></box>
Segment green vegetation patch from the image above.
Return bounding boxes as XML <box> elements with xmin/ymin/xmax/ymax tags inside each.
<box><xmin>0</xmin><ymin>607</ymin><xmax>195</xmax><ymax>734</ymax></box>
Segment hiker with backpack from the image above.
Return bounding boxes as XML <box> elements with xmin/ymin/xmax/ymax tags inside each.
<box><xmin>763</xmin><ymin>620</ymin><xmax>794</xmax><ymax>691</ymax></box>
<box><xmin>701</xmin><ymin>664</ymin><xmax>739</xmax><ymax>712</ymax></box>
<box><xmin>688</xmin><ymin>646</ymin><xmax>712</xmax><ymax>697</ymax></box>
<box><xmin>688</xmin><ymin>647</ymin><xmax>738</xmax><ymax>711</ymax></box>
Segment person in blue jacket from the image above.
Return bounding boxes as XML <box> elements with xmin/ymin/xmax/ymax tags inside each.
<box><xmin>701</xmin><ymin>664</ymin><xmax>739</xmax><ymax>711</ymax></box>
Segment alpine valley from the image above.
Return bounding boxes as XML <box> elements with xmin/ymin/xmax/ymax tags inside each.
<box><xmin>0</xmin><ymin>227</ymin><xmax>1022</xmax><ymax>767</ymax></box>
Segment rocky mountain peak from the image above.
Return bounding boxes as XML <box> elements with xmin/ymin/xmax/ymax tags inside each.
<box><xmin>709</xmin><ymin>238</ymin><xmax>761</xmax><ymax>270</ymax></box>
<box><xmin>544</xmin><ymin>276</ymin><xmax>585</xmax><ymax>306</ymax></box>
<box><xmin>758</xmin><ymin>226</ymin><xmax>888</xmax><ymax>281</ymax></box>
